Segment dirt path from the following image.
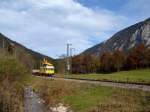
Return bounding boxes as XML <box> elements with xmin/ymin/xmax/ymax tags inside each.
<box><xmin>51</xmin><ymin>77</ymin><xmax>150</xmax><ymax>92</ymax></box>
<box><xmin>24</xmin><ymin>86</ymin><xmax>45</xmax><ymax>112</ymax></box>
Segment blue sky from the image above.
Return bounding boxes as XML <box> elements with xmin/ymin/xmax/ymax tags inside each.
<box><xmin>77</xmin><ymin>0</ymin><xmax>127</xmax><ymax>11</ymax></box>
<box><xmin>0</xmin><ymin>0</ymin><xmax>149</xmax><ymax>58</ymax></box>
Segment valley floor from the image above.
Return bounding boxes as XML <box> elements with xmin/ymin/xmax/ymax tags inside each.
<box><xmin>52</xmin><ymin>77</ymin><xmax>150</xmax><ymax>91</ymax></box>
<box><xmin>27</xmin><ymin>74</ymin><xmax>150</xmax><ymax>112</ymax></box>
<box><xmin>62</xmin><ymin>69</ymin><xmax>150</xmax><ymax>85</ymax></box>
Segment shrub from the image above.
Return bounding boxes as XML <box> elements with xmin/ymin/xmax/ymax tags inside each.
<box><xmin>0</xmin><ymin>56</ymin><xmax>29</xmax><ymax>112</ymax></box>
<box><xmin>0</xmin><ymin>56</ymin><xmax>28</xmax><ymax>83</ymax></box>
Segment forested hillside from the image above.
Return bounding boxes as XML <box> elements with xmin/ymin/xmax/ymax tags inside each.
<box><xmin>0</xmin><ymin>33</ymin><xmax>54</xmax><ymax>71</ymax></box>
<box><xmin>72</xmin><ymin>18</ymin><xmax>150</xmax><ymax>74</ymax></box>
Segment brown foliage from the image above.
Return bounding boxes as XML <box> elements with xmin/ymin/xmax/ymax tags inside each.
<box><xmin>72</xmin><ymin>54</ymin><xmax>99</xmax><ymax>74</ymax></box>
<box><xmin>0</xmin><ymin>56</ymin><xmax>29</xmax><ymax>112</ymax></box>
<box><xmin>126</xmin><ymin>44</ymin><xmax>148</xmax><ymax>69</ymax></box>
<box><xmin>72</xmin><ymin>43</ymin><xmax>150</xmax><ymax>74</ymax></box>
<box><xmin>113</xmin><ymin>50</ymin><xmax>125</xmax><ymax>71</ymax></box>
<box><xmin>0</xmin><ymin>78</ymin><xmax>24</xmax><ymax>112</ymax></box>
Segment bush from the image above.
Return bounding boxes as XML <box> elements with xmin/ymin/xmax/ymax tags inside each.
<box><xmin>0</xmin><ymin>56</ymin><xmax>28</xmax><ymax>83</ymax></box>
<box><xmin>0</xmin><ymin>85</ymin><xmax>24</xmax><ymax>112</ymax></box>
<box><xmin>0</xmin><ymin>56</ymin><xmax>29</xmax><ymax>112</ymax></box>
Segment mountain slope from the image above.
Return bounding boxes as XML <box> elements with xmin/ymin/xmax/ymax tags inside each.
<box><xmin>0</xmin><ymin>33</ymin><xmax>54</xmax><ymax>69</ymax></box>
<box><xmin>83</xmin><ymin>18</ymin><xmax>150</xmax><ymax>55</ymax></box>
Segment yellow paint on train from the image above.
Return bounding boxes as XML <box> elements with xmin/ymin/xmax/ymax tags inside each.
<box><xmin>39</xmin><ymin>58</ymin><xmax>55</xmax><ymax>76</ymax></box>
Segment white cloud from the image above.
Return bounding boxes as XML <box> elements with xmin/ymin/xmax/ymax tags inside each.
<box><xmin>0</xmin><ymin>0</ymin><xmax>129</xmax><ymax>58</ymax></box>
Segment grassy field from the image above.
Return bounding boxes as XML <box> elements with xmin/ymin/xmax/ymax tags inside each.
<box><xmin>62</xmin><ymin>85</ymin><xmax>112</xmax><ymax>111</ymax></box>
<box><xmin>63</xmin><ymin>69</ymin><xmax>150</xmax><ymax>84</ymax></box>
<box><xmin>29</xmin><ymin>76</ymin><xmax>150</xmax><ymax>112</ymax></box>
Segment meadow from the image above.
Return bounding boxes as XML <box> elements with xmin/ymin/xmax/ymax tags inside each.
<box><xmin>29</xmin><ymin>76</ymin><xmax>150</xmax><ymax>112</ymax></box>
<box><xmin>63</xmin><ymin>69</ymin><xmax>150</xmax><ymax>84</ymax></box>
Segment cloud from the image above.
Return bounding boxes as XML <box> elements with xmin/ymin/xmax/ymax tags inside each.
<box><xmin>0</xmin><ymin>0</ymin><xmax>130</xmax><ymax>58</ymax></box>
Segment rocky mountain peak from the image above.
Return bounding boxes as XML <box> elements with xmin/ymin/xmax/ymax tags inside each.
<box><xmin>83</xmin><ymin>18</ymin><xmax>150</xmax><ymax>55</ymax></box>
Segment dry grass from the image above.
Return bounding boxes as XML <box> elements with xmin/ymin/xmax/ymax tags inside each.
<box><xmin>0</xmin><ymin>80</ymin><xmax>24</xmax><ymax>112</ymax></box>
<box><xmin>30</xmin><ymin>77</ymin><xmax>80</xmax><ymax>107</ymax></box>
<box><xmin>0</xmin><ymin>56</ymin><xmax>29</xmax><ymax>112</ymax></box>
<box><xmin>89</xmin><ymin>89</ymin><xmax>150</xmax><ymax>112</ymax></box>
<box><xmin>30</xmin><ymin>76</ymin><xmax>150</xmax><ymax>112</ymax></box>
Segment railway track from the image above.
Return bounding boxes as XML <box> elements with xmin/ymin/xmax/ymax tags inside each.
<box><xmin>34</xmin><ymin>75</ymin><xmax>150</xmax><ymax>92</ymax></box>
<box><xmin>52</xmin><ymin>77</ymin><xmax>150</xmax><ymax>92</ymax></box>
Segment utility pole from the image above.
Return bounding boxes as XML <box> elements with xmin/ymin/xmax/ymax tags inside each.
<box><xmin>70</xmin><ymin>48</ymin><xmax>75</xmax><ymax>74</ymax></box>
<box><xmin>66</xmin><ymin>43</ymin><xmax>72</xmax><ymax>75</ymax></box>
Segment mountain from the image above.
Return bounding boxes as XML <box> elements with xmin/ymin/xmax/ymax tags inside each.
<box><xmin>83</xmin><ymin>18</ymin><xmax>150</xmax><ymax>55</ymax></box>
<box><xmin>0</xmin><ymin>33</ymin><xmax>54</xmax><ymax>69</ymax></box>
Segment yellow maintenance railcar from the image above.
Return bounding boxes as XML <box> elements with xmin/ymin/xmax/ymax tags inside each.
<box><xmin>32</xmin><ymin>58</ymin><xmax>55</xmax><ymax>76</ymax></box>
